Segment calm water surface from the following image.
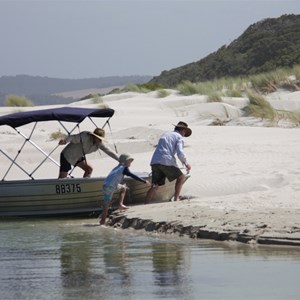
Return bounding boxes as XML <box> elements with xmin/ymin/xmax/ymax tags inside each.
<box><xmin>0</xmin><ymin>217</ymin><xmax>300</xmax><ymax>300</ymax></box>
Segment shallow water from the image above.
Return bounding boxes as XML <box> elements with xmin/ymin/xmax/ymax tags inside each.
<box><xmin>0</xmin><ymin>217</ymin><xmax>300</xmax><ymax>300</ymax></box>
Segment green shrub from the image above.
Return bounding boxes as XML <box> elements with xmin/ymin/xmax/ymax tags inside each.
<box><xmin>91</xmin><ymin>95</ymin><xmax>103</xmax><ymax>104</ymax></box>
<box><xmin>124</xmin><ymin>84</ymin><xmax>149</xmax><ymax>93</ymax></box>
<box><xmin>157</xmin><ymin>89</ymin><xmax>170</xmax><ymax>98</ymax></box>
<box><xmin>225</xmin><ymin>89</ymin><xmax>243</xmax><ymax>97</ymax></box>
<box><xmin>176</xmin><ymin>81</ymin><xmax>199</xmax><ymax>95</ymax></box>
<box><xmin>243</xmin><ymin>92</ymin><xmax>276</xmax><ymax>120</ymax></box>
<box><xmin>207</xmin><ymin>92</ymin><xmax>222</xmax><ymax>102</ymax></box>
<box><xmin>248</xmin><ymin>73</ymin><xmax>278</xmax><ymax>93</ymax></box>
<box><xmin>97</xmin><ymin>103</ymin><xmax>109</xmax><ymax>109</ymax></box>
<box><xmin>194</xmin><ymin>82</ymin><xmax>215</xmax><ymax>95</ymax></box>
<box><xmin>276</xmin><ymin>110</ymin><xmax>300</xmax><ymax>125</ymax></box>
<box><xmin>108</xmin><ymin>88</ymin><xmax>122</xmax><ymax>94</ymax></box>
<box><xmin>5</xmin><ymin>95</ymin><xmax>34</xmax><ymax>107</ymax></box>
<box><xmin>177</xmin><ymin>78</ymin><xmax>241</xmax><ymax>96</ymax></box>
<box><xmin>49</xmin><ymin>130</ymin><xmax>65</xmax><ymax>140</ymax></box>
<box><xmin>80</xmin><ymin>93</ymin><xmax>102</xmax><ymax>100</ymax></box>
<box><xmin>124</xmin><ymin>82</ymin><xmax>165</xmax><ymax>93</ymax></box>
<box><xmin>138</xmin><ymin>82</ymin><xmax>165</xmax><ymax>91</ymax></box>
<box><xmin>173</xmin><ymin>65</ymin><xmax>300</xmax><ymax>99</ymax></box>
<box><xmin>247</xmin><ymin>68</ymin><xmax>294</xmax><ymax>93</ymax></box>
<box><xmin>293</xmin><ymin>65</ymin><xmax>300</xmax><ymax>81</ymax></box>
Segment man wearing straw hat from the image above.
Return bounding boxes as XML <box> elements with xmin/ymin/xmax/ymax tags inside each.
<box><xmin>144</xmin><ymin>121</ymin><xmax>192</xmax><ymax>204</ymax></box>
<box><xmin>58</xmin><ymin>128</ymin><xmax>119</xmax><ymax>178</ymax></box>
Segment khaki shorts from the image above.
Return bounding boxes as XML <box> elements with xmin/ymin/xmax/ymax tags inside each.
<box><xmin>151</xmin><ymin>164</ymin><xmax>183</xmax><ymax>186</ymax></box>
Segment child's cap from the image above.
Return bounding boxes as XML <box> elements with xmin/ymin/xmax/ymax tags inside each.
<box><xmin>119</xmin><ymin>153</ymin><xmax>134</xmax><ymax>164</ymax></box>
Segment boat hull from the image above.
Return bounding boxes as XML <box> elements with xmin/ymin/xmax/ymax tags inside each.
<box><xmin>0</xmin><ymin>173</ymin><xmax>177</xmax><ymax>217</ymax></box>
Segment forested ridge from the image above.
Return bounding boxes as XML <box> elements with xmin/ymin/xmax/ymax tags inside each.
<box><xmin>150</xmin><ymin>14</ymin><xmax>300</xmax><ymax>87</ymax></box>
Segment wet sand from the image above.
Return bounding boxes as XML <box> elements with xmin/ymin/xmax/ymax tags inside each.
<box><xmin>108</xmin><ymin>201</ymin><xmax>300</xmax><ymax>247</ymax></box>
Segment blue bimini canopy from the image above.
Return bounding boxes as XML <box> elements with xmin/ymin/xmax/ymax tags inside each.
<box><xmin>0</xmin><ymin>107</ymin><xmax>115</xmax><ymax>128</ymax></box>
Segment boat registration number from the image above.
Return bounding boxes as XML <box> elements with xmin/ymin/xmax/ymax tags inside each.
<box><xmin>55</xmin><ymin>183</ymin><xmax>81</xmax><ymax>194</ymax></box>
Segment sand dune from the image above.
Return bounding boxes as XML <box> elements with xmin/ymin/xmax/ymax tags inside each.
<box><xmin>1</xmin><ymin>90</ymin><xmax>300</xmax><ymax>246</ymax></box>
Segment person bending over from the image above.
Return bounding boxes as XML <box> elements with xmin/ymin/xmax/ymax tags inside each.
<box><xmin>144</xmin><ymin>121</ymin><xmax>192</xmax><ymax>204</ymax></box>
<box><xmin>58</xmin><ymin>128</ymin><xmax>119</xmax><ymax>178</ymax></box>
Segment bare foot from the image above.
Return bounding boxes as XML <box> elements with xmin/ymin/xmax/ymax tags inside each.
<box><xmin>99</xmin><ymin>224</ymin><xmax>108</xmax><ymax>228</ymax></box>
<box><xmin>119</xmin><ymin>204</ymin><xmax>129</xmax><ymax>210</ymax></box>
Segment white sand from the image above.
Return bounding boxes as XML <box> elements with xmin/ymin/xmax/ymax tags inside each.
<box><xmin>1</xmin><ymin>90</ymin><xmax>300</xmax><ymax>245</ymax></box>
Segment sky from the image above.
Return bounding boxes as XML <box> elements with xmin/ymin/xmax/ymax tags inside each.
<box><xmin>0</xmin><ymin>0</ymin><xmax>299</xmax><ymax>79</ymax></box>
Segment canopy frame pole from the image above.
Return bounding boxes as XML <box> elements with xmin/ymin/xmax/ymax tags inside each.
<box><xmin>1</xmin><ymin>149</ymin><xmax>34</xmax><ymax>180</ymax></box>
<box><xmin>30</xmin><ymin>122</ymin><xmax>80</xmax><ymax>177</ymax></box>
<box><xmin>2</xmin><ymin>123</ymin><xmax>61</xmax><ymax>179</ymax></box>
<box><xmin>16</xmin><ymin>125</ymin><xmax>60</xmax><ymax>166</ymax></box>
<box><xmin>97</xmin><ymin>117</ymin><xmax>119</xmax><ymax>154</ymax></box>
<box><xmin>30</xmin><ymin>144</ymin><xmax>61</xmax><ymax>177</ymax></box>
<box><xmin>58</xmin><ymin>121</ymin><xmax>78</xmax><ymax>135</ymax></box>
<box><xmin>1</xmin><ymin>123</ymin><xmax>38</xmax><ymax>180</ymax></box>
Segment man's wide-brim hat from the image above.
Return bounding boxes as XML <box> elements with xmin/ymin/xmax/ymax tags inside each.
<box><xmin>89</xmin><ymin>128</ymin><xmax>107</xmax><ymax>142</ymax></box>
<box><xmin>173</xmin><ymin>121</ymin><xmax>192</xmax><ymax>137</ymax></box>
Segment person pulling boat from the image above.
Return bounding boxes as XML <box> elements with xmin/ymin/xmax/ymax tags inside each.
<box><xmin>58</xmin><ymin>127</ymin><xmax>119</xmax><ymax>178</ymax></box>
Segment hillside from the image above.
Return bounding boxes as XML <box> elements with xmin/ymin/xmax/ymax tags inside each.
<box><xmin>0</xmin><ymin>75</ymin><xmax>151</xmax><ymax>106</ymax></box>
<box><xmin>150</xmin><ymin>14</ymin><xmax>300</xmax><ymax>87</ymax></box>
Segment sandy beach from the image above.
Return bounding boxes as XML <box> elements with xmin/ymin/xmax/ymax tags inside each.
<box><xmin>1</xmin><ymin>89</ymin><xmax>300</xmax><ymax>246</ymax></box>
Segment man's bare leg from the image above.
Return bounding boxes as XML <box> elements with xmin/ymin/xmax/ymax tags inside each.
<box><xmin>144</xmin><ymin>185</ymin><xmax>158</xmax><ymax>204</ymax></box>
<box><xmin>77</xmin><ymin>160</ymin><xmax>93</xmax><ymax>178</ymax></box>
<box><xmin>174</xmin><ymin>174</ymin><xmax>186</xmax><ymax>201</ymax></box>
<box><xmin>58</xmin><ymin>171</ymin><xmax>68</xmax><ymax>178</ymax></box>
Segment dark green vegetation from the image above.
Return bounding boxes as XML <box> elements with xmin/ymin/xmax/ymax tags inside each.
<box><xmin>150</xmin><ymin>14</ymin><xmax>300</xmax><ymax>87</ymax></box>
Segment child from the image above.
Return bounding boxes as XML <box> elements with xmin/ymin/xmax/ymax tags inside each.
<box><xmin>99</xmin><ymin>153</ymin><xmax>149</xmax><ymax>225</ymax></box>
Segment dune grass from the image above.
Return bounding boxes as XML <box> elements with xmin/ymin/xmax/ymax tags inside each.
<box><xmin>124</xmin><ymin>83</ymin><xmax>165</xmax><ymax>93</ymax></box>
<box><xmin>91</xmin><ymin>95</ymin><xmax>110</xmax><ymax>108</ymax></box>
<box><xmin>49</xmin><ymin>130</ymin><xmax>65</xmax><ymax>140</ymax></box>
<box><xmin>157</xmin><ymin>89</ymin><xmax>170</xmax><ymax>98</ymax></box>
<box><xmin>248</xmin><ymin>68</ymin><xmax>296</xmax><ymax>93</ymax></box>
<box><xmin>292</xmin><ymin>65</ymin><xmax>300</xmax><ymax>80</ymax></box>
<box><xmin>176</xmin><ymin>80</ymin><xmax>216</xmax><ymax>96</ymax></box>
<box><xmin>107</xmin><ymin>65</ymin><xmax>299</xmax><ymax>99</ymax></box>
<box><xmin>175</xmin><ymin>65</ymin><xmax>300</xmax><ymax>97</ymax></box>
<box><xmin>243</xmin><ymin>92</ymin><xmax>276</xmax><ymax>121</ymax></box>
<box><xmin>207</xmin><ymin>92</ymin><xmax>222</xmax><ymax>102</ymax></box>
<box><xmin>276</xmin><ymin>109</ymin><xmax>300</xmax><ymax>125</ymax></box>
<box><xmin>106</xmin><ymin>65</ymin><xmax>300</xmax><ymax>126</ymax></box>
<box><xmin>5</xmin><ymin>95</ymin><xmax>34</xmax><ymax>107</ymax></box>
<box><xmin>225</xmin><ymin>89</ymin><xmax>243</xmax><ymax>97</ymax></box>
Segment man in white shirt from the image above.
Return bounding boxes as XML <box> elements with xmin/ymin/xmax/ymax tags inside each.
<box><xmin>144</xmin><ymin>121</ymin><xmax>192</xmax><ymax>204</ymax></box>
<box><xmin>58</xmin><ymin>128</ymin><xmax>119</xmax><ymax>178</ymax></box>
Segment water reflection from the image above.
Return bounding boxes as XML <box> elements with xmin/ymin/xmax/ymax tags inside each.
<box><xmin>60</xmin><ymin>232</ymin><xmax>96</xmax><ymax>298</ymax></box>
<box><xmin>102</xmin><ymin>237</ymin><xmax>132</xmax><ymax>298</ymax></box>
<box><xmin>59</xmin><ymin>229</ymin><xmax>190</xmax><ymax>299</ymax></box>
<box><xmin>151</xmin><ymin>242</ymin><xmax>191</xmax><ymax>299</ymax></box>
<box><xmin>216</xmin><ymin>241</ymin><xmax>300</xmax><ymax>260</ymax></box>
<box><xmin>0</xmin><ymin>218</ymin><xmax>300</xmax><ymax>300</ymax></box>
